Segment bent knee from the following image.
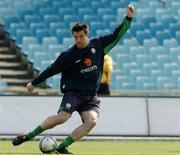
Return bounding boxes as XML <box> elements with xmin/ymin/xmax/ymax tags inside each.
<box><xmin>56</xmin><ymin>112</ymin><xmax>70</xmax><ymax>124</ymax></box>
<box><xmin>84</xmin><ymin>119</ymin><xmax>97</xmax><ymax>128</ymax></box>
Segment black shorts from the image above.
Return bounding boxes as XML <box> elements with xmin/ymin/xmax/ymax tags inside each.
<box><xmin>58</xmin><ymin>91</ymin><xmax>100</xmax><ymax>114</ymax></box>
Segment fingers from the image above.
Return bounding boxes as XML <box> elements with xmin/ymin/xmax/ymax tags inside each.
<box><xmin>26</xmin><ymin>82</ymin><xmax>34</xmax><ymax>93</ymax></box>
<box><xmin>127</xmin><ymin>3</ymin><xmax>135</xmax><ymax>17</ymax></box>
<box><xmin>128</xmin><ymin>4</ymin><xmax>135</xmax><ymax>13</ymax></box>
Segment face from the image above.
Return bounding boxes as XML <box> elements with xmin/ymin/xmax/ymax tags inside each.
<box><xmin>72</xmin><ymin>30</ymin><xmax>88</xmax><ymax>49</ymax></box>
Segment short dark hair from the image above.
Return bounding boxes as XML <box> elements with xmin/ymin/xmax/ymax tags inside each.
<box><xmin>71</xmin><ymin>22</ymin><xmax>89</xmax><ymax>34</ymax></box>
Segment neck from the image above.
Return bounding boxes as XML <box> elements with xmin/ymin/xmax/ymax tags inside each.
<box><xmin>77</xmin><ymin>39</ymin><xmax>89</xmax><ymax>49</ymax></box>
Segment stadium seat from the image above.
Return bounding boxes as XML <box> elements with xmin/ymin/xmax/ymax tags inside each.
<box><xmin>22</xmin><ymin>36</ymin><xmax>38</xmax><ymax>54</ymax></box>
<box><xmin>28</xmin><ymin>44</ymin><xmax>44</xmax><ymax>62</ymax></box>
<box><xmin>49</xmin><ymin>22</ymin><xmax>66</xmax><ymax>35</ymax></box>
<box><xmin>136</xmin><ymin>30</ymin><xmax>152</xmax><ymax>45</ymax></box>
<box><xmin>36</xmin><ymin>29</ymin><xmax>51</xmax><ymax>43</ymax></box>
<box><xmin>155</xmin><ymin>30</ymin><xmax>171</xmax><ymax>45</ymax></box>
<box><xmin>43</xmin><ymin>15</ymin><xmax>60</xmax><ymax>27</ymax></box>
<box><xmin>33</xmin><ymin>52</ymin><xmax>49</xmax><ymax>70</ymax></box>
<box><xmin>3</xmin><ymin>16</ymin><xmax>20</xmax><ymax>29</ymax></box>
<box><xmin>15</xmin><ymin>29</ymin><xmax>32</xmax><ymax>45</ymax></box>
<box><xmin>169</xmin><ymin>23</ymin><xmax>180</xmax><ymax>37</ymax></box>
<box><xmin>142</xmin><ymin>16</ymin><xmax>156</xmax><ymax>28</ymax></box>
<box><xmin>48</xmin><ymin>44</ymin><xmax>64</xmax><ymax>59</ymax></box>
<box><xmin>56</xmin><ymin>29</ymin><xmax>71</xmax><ymax>43</ymax></box>
<box><xmin>30</xmin><ymin>23</ymin><xmax>46</xmax><ymax>35</ymax></box>
<box><xmin>24</xmin><ymin>15</ymin><xmax>41</xmax><ymax>26</ymax></box>
<box><xmin>9</xmin><ymin>23</ymin><xmax>26</xmax><ymax>36</ymax></box>
<box><xmin>42</xmin><ymin>37</ymin><xmax>58</xmax><ymax>52</ymax></box>
<box><xmin>136</xmin><ymin>76</ymin><xmax>151</xmax><ymax>89</ymax></box>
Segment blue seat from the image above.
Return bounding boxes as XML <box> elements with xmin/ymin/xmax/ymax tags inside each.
<box><xmin>142</xmin><ymin>16</ymin><xmax>156</xmax><ymax>28</ymax></box>
<box><xmin>63</xmin><ymin>37</ymin><xmax>74</xmax><ymax>48</ymax></box>
<box><xmin>34</xmin><ymin>52</ymin><xmax>49</xmax><ymax>70</ymax></box>
<box><xmin>56</xmin><ymin>29</ymin><xmax>71</xmax><ymax>43</ymax></box>
<box><xmin>39</xmin><ymin>8</ymin><xmax>54</xmax><ymax>18</ymax></box>
<box><xmin>78</xmin><ymin>8</ymin><xmax>94</xmax><ymax>19</ymax></box>
<box><xmin>169</xmin><ymin>47</ymin><xmax>180</xmax><ymax>61</ymax></box>
<box><xmin>171</xmin><ymin>70</ymin><xmax>180</xmax><ymax>83</ymax></box>
<box><xmin>42</xmin><ymin>37</ymin><xmax>58</xmax><ymax>52</ymax></box>
<box><xmin>163</xmin><ymin>38</ymin><xmax>178</xmax><ymax>49</ymax></box>
<box><xmin>136</xmin><ymin>76</ymin><xmax>151</xmax><ymax>89</ymax></box>
<box><xmin>123</xmin><ymin>38</ymin><xmax>139</xmax><ymax>47</ymax></box>
<box><xmin>36</xmin><ymin>29</ymin><xmax>51</xmax><ymax>43</ymax></box>
<box><xmin>163</xmin><ymin>63</ymin><xmax>179</xmax><ymax>76</ymax></box>
<box><xmin>136</xmin><ymin>30</ymin><xmax>152</xmax><ymax>45</ymax></box>
<box><xmin>9</xmin><ymin>23</ymin><xmax>26</xmax><ymax>36</ymax></box>
<box><xmin>102</xmin><ymin>15</ymin><xmax>116</xmax><ymax>27</ymax></box>
<box><xmin>130</xmin><ymin>23</ymin><xmax>145</xmax><ymax>37</ymax></box>
<box><xmin>43</xmin><ymin>15</ymin><xmax>60</xmax><ymax>26</ymax></box>
<box><xmin>22</xmin><ymin>36</ymin><xmax>38</xmax><ymax>54</ymax></box>
<box><xmin>83</xmin><ymin>15</ymin><xmax>101</xmax><ymax>25</ymax></box>
<box><xmin>98</xmin><ymin>8</ymin><xmax>113</xmax><ymax>16</ymax></box>
<box><xmin>72</xmin><ymin>1</ymin><xmax>86</xmax><ymax>8</ymax></box>
<box><xmin>15</xmin><ymin>29</ymin><xmax>32</xmax><ymax>44</ymax></box>
<box><xmin>155</xmin><ymin>30</ymin><xmax>171</xmax><ymax>45</ymax></box>
<box><xmin>64</xmin><ymin>15</ymin><xmax>80</xmax><ymax>27</ymax></box>
<box><xmin>28</xmin><ymin>44</ymin><xmax>43</xmax><ymax>61</ymax></box>
<box><xmin>19</xmin><ymin>9</ymin><xmax>35</xmax><ymax>20</ymax></box>
<box><xmin>156</xmin><ymin>76</ymin><xmax>172</xmax><ymax>89</ymax></box>
<box><xmin>169</xmin><ymin>23</ymin><xmax>180</xmax><ymax>37</ymax></box>
<box><xmin>30</xmin><ymin>22</ymin><xmax>45</xmax><ymax>35</ymax></box>
<box><xmin>49</xmin><ymin>22</ymin><xmax>66</xmax><ymax>35</ymax></box>
<box><xmin>59</xmin><ymin>8</ymin><xmax>74</xmax><ymax>16</ymax></box>
<box><xmin>40</xmin><ymin>60</ymin><xmax>54</xmax><ymax>70</ymax></box>
<box><xmin>143</xmin><ymin>38</ymin><xmax>159</xmax><ymax>51</ymax></box>
<box><xmin>143</xmin><ymin>83</ymin><xmax>157</xmax><ymax>90</ymax></box>
<box><xmin>175</xmin><ymin>31</ymin><xmax>180</xmax><ymax>44</ymax></box>
<box><xmin>156</xmin><ymin>54</ymin><xmax>171</xmax><ymax>68</ymax></box>
<box><xmin>160</xmin><ymin>16</ymin><xmax>177</xmax><ymax>27</ymax></box>
<box><xmin>149</xmin><ymin>23</ymin><xmax>165</xmax><ymax>37</ymax></box>
<box><xmin>90</xmin><ymin>21</ymin><xmax>105</xmax><ymax>36</ymax></box>
<box><xmin>150</xmin><ymin>69</ymin><xmax>164</xmax><ymax>81</ymax></box>
<box><xmin>48</xmin><ymin>44</ymin><xmax>64</xmax><ymax>59</ymax></box>
<box><xmin>24</xmin><ymin>15</ymin><xmax>41</xmax><ymax>26</ymax></box>
<box><xmin>96</xmin><ymin>29</ymin><xmax>111</xmax><ymax>36</ymax></box>
<box><xmin>4</xmin><ymin>16</ymin><xmax>20</xmax><ymax>29</ymax></box>
<box><xmin>143</xmin><ymin>63</ymin><xmax>158</xmax><ymax>76</ymax></box>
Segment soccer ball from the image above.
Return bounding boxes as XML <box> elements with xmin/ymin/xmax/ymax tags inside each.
<box><xmin>39</xmin><ymin>136</ymin><xmax>57</xmax><ymax>153</ymax></box>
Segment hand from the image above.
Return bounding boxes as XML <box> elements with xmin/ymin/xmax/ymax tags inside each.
<box><xmin>127</xmin><ymin>4</ymin><xmax>135</xmax><ymax>18</ymax></box>
<box><xmin>26</xmin><ymin>82</ymin><xmax>35</xmax><ymax>93</ymax></box>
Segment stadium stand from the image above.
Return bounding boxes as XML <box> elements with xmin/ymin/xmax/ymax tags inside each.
<box><xmin>0</xmin><ymin>0</ymin><xmax>179</xmax><ymax>96</ymax></box>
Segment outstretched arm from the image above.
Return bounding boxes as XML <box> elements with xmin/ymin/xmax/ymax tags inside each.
<box><xmin>101</xmin><ymin>4</ymin><xmax>135</xmax><ymax>55</ymax></box>
<box><xmin>26</xmin><ymin>52</ymin><xmax>71</xmax><ymax>93</ymax></box>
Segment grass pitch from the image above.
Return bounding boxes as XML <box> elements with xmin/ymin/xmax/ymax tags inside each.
<box><xmin>0</xmin><ymin>140</ymin><xmax>180</xmax><ymax>155</ymax></box>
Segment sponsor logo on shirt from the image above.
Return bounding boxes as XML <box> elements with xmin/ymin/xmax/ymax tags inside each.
<box><xmin>81</xmin><ymin>65</ymin><xmax>97</xmax><ymax>73</ymax></box>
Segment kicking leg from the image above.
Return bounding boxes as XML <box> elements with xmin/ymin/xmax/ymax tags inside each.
<box><xmin>12</xmin><ymin>111</ymin><xmax>71</xmax><ymax>146</ymax></box>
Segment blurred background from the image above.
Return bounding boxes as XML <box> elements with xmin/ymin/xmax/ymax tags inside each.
<box><xmin>0</xmin><ymin>0</ymin><xmax>179</xmax><ymax>96</ymax></box>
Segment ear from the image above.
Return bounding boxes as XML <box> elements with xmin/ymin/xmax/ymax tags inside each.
<box><xmin>84</xmin><ymin>30</ymin><xmax>89</xmax><ymax>37</ymax></box>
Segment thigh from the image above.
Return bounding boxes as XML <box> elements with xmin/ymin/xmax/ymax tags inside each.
<box><xmin>57</xmin><ymin>91</ymin><xmax>81</xmax><ymax>114</ymax></box>
<box><xmin>80</xmin><ymin>110</ymin><xmax>99</xmax><ymax>123</ymax></box>
<box><xmin>78</xmin><ymin>95</ymin><xmax>100</xmax><ymax>115</ymax></box>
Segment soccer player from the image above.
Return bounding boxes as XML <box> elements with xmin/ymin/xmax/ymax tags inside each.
<box><xmin>12</xmin><ymin>4</ymin><xmax>135</xmax><ymax>154</ymax></box>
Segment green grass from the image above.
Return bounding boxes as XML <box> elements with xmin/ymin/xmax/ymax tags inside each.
<box><xmin>0</xmin><ymin>140</ymin><xmax>180</xmax><ymax>155</ymax></box>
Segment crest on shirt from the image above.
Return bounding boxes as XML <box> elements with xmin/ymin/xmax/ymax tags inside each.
<box><xmin>83</xmin><ymin>58</ymin><xmax>92</xmax><ymax>67</ymax></box>
<box><xmin>91</xmin><ymin>48</ymin><xmax>96</xmax><ymax>54</ymax></box>
<box><xmin>65</xmin><ymin>103</ymin><xmax>71</xmax><ymax>109</ymax></box>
